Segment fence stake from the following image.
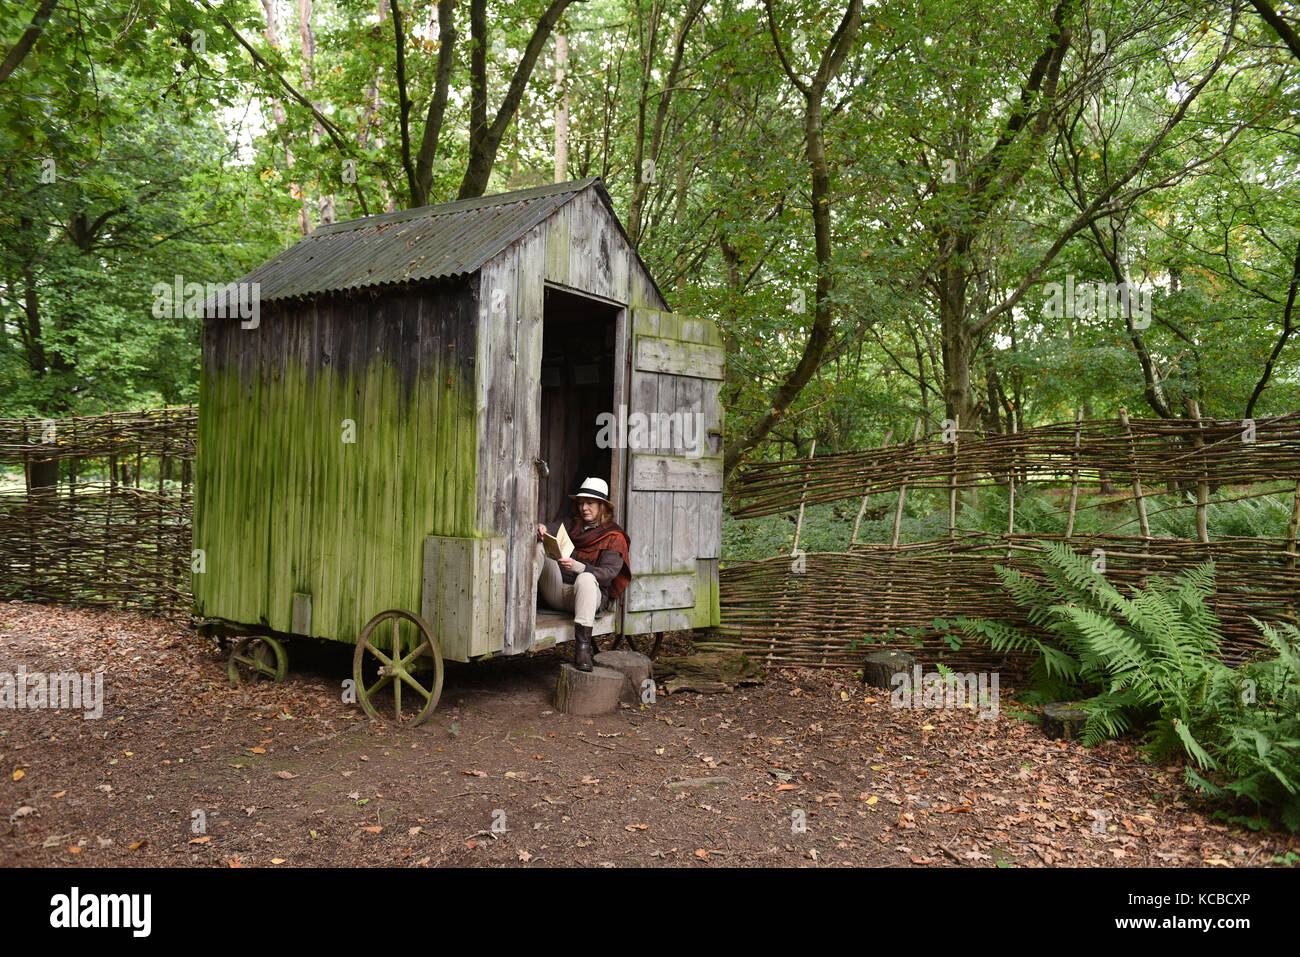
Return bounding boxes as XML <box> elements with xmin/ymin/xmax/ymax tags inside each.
<box><xmin>1066</xmin><ymin>409</ymin><xmax>1083</xmax><ymax>538</ymax></box>
<box><xmin>1118</xmin><ymin>408</ymin><xmax>1151</xmax><ymax>538</ymax></box>
<box><xmin>791</xmin><ymin>439</ymin><xmax>816</xmax><ymax>554</ymax></box>
<box><xmin>948</xmin><ymin>416</ymin><xmax>959</xmax><ymax>540</ymax></box>
<box><xmin>892</xmin><ymin>419</ymin><xmax>923</xmax><ymax>550</ymax></box>
<box><xmin>1288</xmin><ymin>480</ymin><xmax>1300</xmax><ymax>572</ymax></box>
<box><xmin>1186</xmin><ymin>398</ymin><xmax>1209</xmax><ymax>544</ymax></box>
<box><xmin>1006</xmin><ymin>419</ymin><xmax>1017</xmax><ymax>558</ymax></box>
<box><xmin>850</xmin><ymin>430</ymin><xmax>892</xmax><ymax>546</ymax></box>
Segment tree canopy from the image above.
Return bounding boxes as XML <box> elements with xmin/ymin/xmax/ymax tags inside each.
<box><xmin>1</xmin><ymin>0</ymin><xmax>1296</xmax><ymax>474</ymax></box>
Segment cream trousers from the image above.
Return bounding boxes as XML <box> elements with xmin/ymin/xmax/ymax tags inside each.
<box><xmin>535</xmin><ymin>541</ymin><xmax>600</xmax><ymax>627</ymax></box>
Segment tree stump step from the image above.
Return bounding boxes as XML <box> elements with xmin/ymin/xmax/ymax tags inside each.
<box><xmin>1041</xmin><ymin>701</ymin><xmax>1089</xmax><ymax>740</ymax></box>
<box><xmin>862</xmin><ymin>650</ymin><xmax>916</xmax><ymax>689</ymax></box>
<box><xmin>554</xmin><ymin>663</ymin><xmax>624</xmax><ymax>715</ymax></box>
<box><xmin>593</xmin><ymin>650</ymin><xmax>653</xmax><ymax>706</ymax></box>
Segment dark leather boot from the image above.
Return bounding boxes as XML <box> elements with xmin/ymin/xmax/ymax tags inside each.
<box><xmin>574</xmin><ymin>623</ymin><xmax>594</xmax><ymax>672</ymax></box>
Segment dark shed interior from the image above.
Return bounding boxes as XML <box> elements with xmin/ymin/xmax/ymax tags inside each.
<box><xmin>538</xmin><ymin>285</ymin><xmax>620</xmax><ymax>524</ymax></box>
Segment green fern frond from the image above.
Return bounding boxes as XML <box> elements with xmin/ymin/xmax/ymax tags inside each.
<box><xmin>1172</xmin><ymin>718</ymin><xmax>1218</xmax><ymax>770</ymax></box>
<box><xmin>1185</xmin><ymin>765</ymin><xmax>1227</xmax><ymax>797</ymax></box>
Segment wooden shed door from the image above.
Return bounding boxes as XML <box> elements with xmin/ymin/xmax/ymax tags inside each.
<box><xmin>620</xmin><ymin>309</ymin><xmax>724</xmax><ymax>635</ymax></box>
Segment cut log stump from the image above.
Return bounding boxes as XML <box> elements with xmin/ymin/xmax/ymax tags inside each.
<box><xmin>554</xmin><ymin>663</ymin><xmax>624</xmax><ymax>715</ymax></box>
<box><xmin>1042</xmin><ymin>701</ymin><xmax>1089</xmax><ymax>740</ymax></box>
<box><xmin>654</xmin><ymin>650</ymin><xmax>764</xmax><ymax>695</ymax></box>
<box><xmin>862</xmin><ymin>650</ymin><xmax>916</xmax><ymax>689</ymax></box>
<box><xmin>593</xmin><ymin>650</ymin><xmax>653</xmax><ymax>707</ymax></box>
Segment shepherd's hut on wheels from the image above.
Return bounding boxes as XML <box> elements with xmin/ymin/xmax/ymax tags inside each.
<box><xmin>194</xmin><ymin>177</ymin><xmax>724</xmax><ymax>725</ymax></box>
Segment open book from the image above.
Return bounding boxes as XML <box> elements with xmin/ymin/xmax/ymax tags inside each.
<box><xmin>541</xmin><ymin>523</ymin><xmax>574</xmax><ymax>561</ymax></box>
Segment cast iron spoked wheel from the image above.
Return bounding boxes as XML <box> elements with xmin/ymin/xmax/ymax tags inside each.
<box><xmin>352</xmin><ymin>609</ymin><xmax>443</xmax><ymax>726</ymax></box>
<box><xmin>227</xmin><ymin>635</ymin><xmax>289</xmax><ymax>685</ymax></box>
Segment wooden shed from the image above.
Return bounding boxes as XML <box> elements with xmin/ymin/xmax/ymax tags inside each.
<box><xmin>194</xmin><ymin>178</ymin><xmax>723</xmax><ymax>665</ymax></box>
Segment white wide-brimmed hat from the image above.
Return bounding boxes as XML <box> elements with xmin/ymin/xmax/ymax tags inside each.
<box><xmin>569</xmin><ymin>477</ymin><xmax>611</xmax><ymax>504</ymax></box>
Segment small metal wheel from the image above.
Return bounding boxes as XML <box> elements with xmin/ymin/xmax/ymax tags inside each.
<box><xmin>227</xmin><ymin>635</ymin><xmax>288</xmax><ymax>684</ymax></box>
<box><xmin>352</xmin><ymin>609</ymin><xmax>443</xmax><ymax>726</ymax></box>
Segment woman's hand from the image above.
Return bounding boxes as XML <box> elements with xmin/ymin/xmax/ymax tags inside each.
<box><xmin>537</xmin><ymin>523</ymin><xmax>547</xmax><ymax>540</ymax></box>
<box><xmin>558</xmin><ymin>557</ymin><xmax>584</xmax><ymax>572</ymax></box>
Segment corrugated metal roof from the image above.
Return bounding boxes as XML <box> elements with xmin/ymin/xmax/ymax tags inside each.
<box><xmin>225</xmin><ymin>177</ymin><xmax>627</xmax><ymax>305</ymax></box>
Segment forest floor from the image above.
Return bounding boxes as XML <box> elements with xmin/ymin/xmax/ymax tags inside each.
<box><xmin>1</xmin><ymin>602</ymin><xmax>1297</xmax><ymax>869</ymax></box>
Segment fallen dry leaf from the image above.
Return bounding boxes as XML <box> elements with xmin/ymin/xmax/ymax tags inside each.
<box><xmin>248</xmin><ymin>747</ymin><xmax>266</xmax><ymax>755</ymax></box>
<box><xmin>188</xmin><ymin>836</ymin><xmax>211</xmax><ymax>845</ymax></box>
<box><xmin>461</xmin><ymin>770</ymin><xmax>487</xmax><ymax>777</ymax></box>
<box><xmin>694</xmin><ymin>848</ymin><xmax>709</xmax><ymax>859</ymax></box>
<box><xmin>360</xmin><ymin>826</ymin><xmax>382</xmax><ymax>834</ymax></box>
<box><xmin>12</xmin><ymin>769</ymin><xmax>24</xmax><ymax>781</ymax></box>
<box><xmin>274</xmin><ymin>770</ymin><xmax>298</xmax><ymax>780</ymax></box>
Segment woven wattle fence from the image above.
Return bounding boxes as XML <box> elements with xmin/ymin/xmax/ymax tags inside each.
<box><xmin>0</xmin><ymin>408</ymin><xmax>196</xmax><ymax>618</ymax></box>
<box><xmin>713</xmin><ymin>411</ymin><xmax>1300</xmax><ymax>672</ymax></box>
<box><xmin>729</xmin><ymin>411</ymin><xmax>1300</xmax><ymax>517</ymax></box>
<box><xmin>714</xmin><ymin>536</ymin><xmax>1300</xmax><ymax>673</ymax></box>
<box><xmin>4</xmin><ymin>406</ymin><xmax>1300</xmax><ymax>671</ymax></box>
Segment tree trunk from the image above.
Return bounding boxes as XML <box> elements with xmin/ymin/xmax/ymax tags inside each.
<box><xmin>457</xmin><ymin>0</ymin><xmax>573</xmax><ymax>200</ymax></box>
<box><xmin>0</xmin><ymin>0</ymin><xmax>60</xmax><ymax>85</ymax></box>
<box><xmin>723</xmin><ymin>0</ymin><xmax>863</xmax><ymax>479</ymax></box>
<box><xmin>553</xmin><ymin>31</ymin><xmax>568</xmax><ymax>181</ymax></box>
<box><xmin>261</xmin><ymin>0</ymin><xmax>304</xmax><ymax>231</ymax></box>
<box><xmin>297</xmin><ymin>0</ymin><xmax>319</xmax><ymax>232</ymax></box>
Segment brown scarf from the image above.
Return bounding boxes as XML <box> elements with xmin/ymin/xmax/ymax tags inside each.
<box><xmin>569</xmin><ymin>520</ymin><xmax>632</xmax><ymax>601</ymax></box>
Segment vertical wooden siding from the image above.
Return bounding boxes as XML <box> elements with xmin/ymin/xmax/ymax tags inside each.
<box><xmin>194</xmin><ymin>281</ymin><xmax>478</xmax><ymax>647</ymax></box>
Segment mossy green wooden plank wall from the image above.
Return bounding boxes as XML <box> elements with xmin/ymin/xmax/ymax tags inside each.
<box><xmin>194</xmin><ymin>280</ymin><xmax>479</xmax><ymax>646</ymax></box>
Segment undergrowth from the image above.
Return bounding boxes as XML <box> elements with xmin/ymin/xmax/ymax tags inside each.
<box><xmin>954</xmin><ymin>541</ymin><xmax>1300</xmax><ymax>831</ymax></box>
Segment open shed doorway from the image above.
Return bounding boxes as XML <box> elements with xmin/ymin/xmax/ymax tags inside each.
<box><xmin>538</xmin><ymin>286</ymin><xmax>622</xmax><ymax>527</ymax></box>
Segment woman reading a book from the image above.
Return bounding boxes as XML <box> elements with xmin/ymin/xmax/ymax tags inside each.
<box><xmin>535</xmin><ymin>477</ymin><xmax>632</xmax><ymax>672</ymax></box>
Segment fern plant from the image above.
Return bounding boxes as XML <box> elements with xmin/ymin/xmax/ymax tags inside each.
<box><xmin>957</xmin><ymin>542</ymin><xmax>1219</xmax><ymax>743</ymax></box>
<box><xmin>958</xmin><ymin>541</ymin><xmax>1300</xmax><ymax>830</ymax></box>
<box><xmin>1171</xmin><ymin>619</ymin><xmax>1300</xmax><ymax>831</ymax></box>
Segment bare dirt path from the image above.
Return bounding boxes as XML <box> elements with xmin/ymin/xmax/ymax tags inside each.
<box><xmin>1</xmin><ymin>603</ymin><xmax>1295</xmax><ymax>868</ymax></box>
